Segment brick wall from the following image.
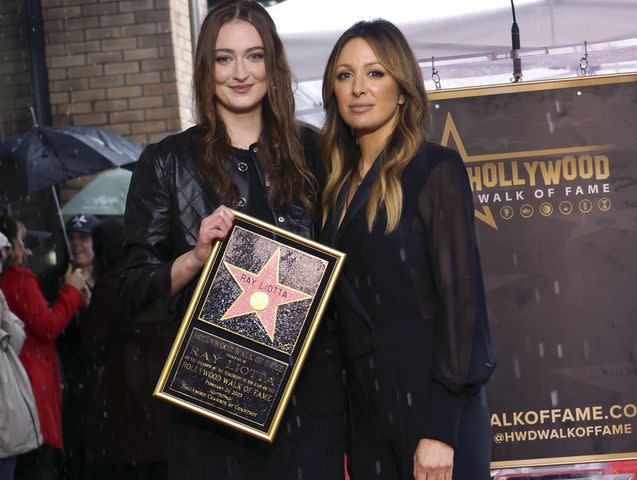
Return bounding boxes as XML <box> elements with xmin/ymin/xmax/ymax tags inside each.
<box><xmin>42</xmin><ymin>0</ymin><xmax>205</xmax><ymax>145</ymax></box>
<box><xmin>0</xmin><ymin>1</ymin><xmax>37</xmax><ymax>141</ymax></box>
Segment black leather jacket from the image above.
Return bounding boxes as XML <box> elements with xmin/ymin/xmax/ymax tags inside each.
<box><xmin>122</xmin><ymin>125</ymin><xmax>316</xmax><ymax>327</ymax></box>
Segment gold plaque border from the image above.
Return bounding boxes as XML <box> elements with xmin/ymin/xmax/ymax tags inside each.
<box><xmin>427</xmin><ymin>72</ymin><xmax>637</xmax><ymax>469</ymax></box>
<box><xmin>154</xmin><ymin>210</ymin><xmax>345</xmax><ymax>442</ymax></box>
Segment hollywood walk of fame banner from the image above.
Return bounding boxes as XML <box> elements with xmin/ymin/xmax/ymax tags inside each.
<box><xmin>155</xmin><ymin>211</ymin><xmax>345</xmax><ymax>442</ymax></box>
<box><xmin>428</xmin><ymin>73</ymin><xmax>637</xmax><ymax>468</ymax></box>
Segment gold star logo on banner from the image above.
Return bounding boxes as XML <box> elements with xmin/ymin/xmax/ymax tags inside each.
<box><xmin>439</xmin><ymin>113</ymin><xmax>614</xmax><ymax>230</ymax></box>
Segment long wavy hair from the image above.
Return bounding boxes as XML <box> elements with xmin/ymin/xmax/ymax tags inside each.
<box><xmin>321</xmin><ymin>20</ymin><xmax>430</xmax><ymax>233</ymax></box>
<box><xmin>193</xmin><ymin>0</ymin><xmax>315</xmax><ymax>211</ymax></box>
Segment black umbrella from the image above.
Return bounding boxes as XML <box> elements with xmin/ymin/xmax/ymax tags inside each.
<box><xmin>0</xmin><ymin>124</ymin><xmax>143</xmax><ymax>198</ymax></box>
<box><xmin>0</xmin><ymin>123</ymin><xmax>144</xmax><ymax>259</ymax></box>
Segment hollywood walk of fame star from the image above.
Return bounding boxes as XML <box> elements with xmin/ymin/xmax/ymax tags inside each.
<box><xmin>220</xmin><ymin>248</ymin><xmax>311</xmax><ymax>341</ymax></box>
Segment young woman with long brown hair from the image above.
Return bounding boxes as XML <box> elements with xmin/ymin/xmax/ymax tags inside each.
<box><xmin>320</xmin><ymin>20</ymin><xmax>495</xmax><ymax>480</ymax></box>
<box><xmin>122</xmin><ymin>1</ymin><xmax>344</xmax><ymax>478</ymax></box>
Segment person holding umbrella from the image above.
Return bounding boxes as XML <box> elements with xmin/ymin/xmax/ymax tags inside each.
<box><xmin>56</xmin><ymin>213</ymin><xmax>100</xmax><ymax>479</ymax></box>
<box><xmin>122</xmin><ymin>1</ymin><xmax>344</xmax><ymax>479</ymax></box>
<box><xmin>65</xmin><ymin>213</ymin><xmax>101</xmax><ymax>298</ymax></box>
<box><xmin>0</xmin><ymin>215</ymin><xmax>86</xmax><ymax>480</ymax></box>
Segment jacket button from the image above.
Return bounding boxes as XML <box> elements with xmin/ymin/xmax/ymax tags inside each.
<box><xmin>251</xmin><ymin>145</ymin><xmax>258</xmax><ymax>153</ymax></box>
<box><xmin>277</xmin><ymin>216</ymin><xmax>285</xmax><ymax>223</ymax></box>
<box><xmin>237</xmin><ymin>162</ymin><xmax>248</xmax><ymax>172</ymax></box>
<box><xmin>237</xmin><ymin>197</ymin><xmax>247</xmax><ymax>207</ymax></box>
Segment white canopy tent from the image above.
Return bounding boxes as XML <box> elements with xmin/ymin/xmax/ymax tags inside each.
<box><xmin>266</xmin><ymin>0</ymin><xmax>637</xmax><ymax>125</ymax></box>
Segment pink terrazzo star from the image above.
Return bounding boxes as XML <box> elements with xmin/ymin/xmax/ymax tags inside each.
<box><xmin>220</xmin><ymin>248</ymin><xmax>311</xmax><ymax>341</ymax></box>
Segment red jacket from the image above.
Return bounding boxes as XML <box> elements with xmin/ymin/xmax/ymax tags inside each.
<box><xmin>0</xmin><ymin>265</ymin><xmax>82</xmax><ymax>449</ymax></box>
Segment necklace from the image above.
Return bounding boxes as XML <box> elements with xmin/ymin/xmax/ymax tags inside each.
<box><xmin>353</xmin><ymin>169</ymin><xmax>363</xmax><ymax>186</ymax></box>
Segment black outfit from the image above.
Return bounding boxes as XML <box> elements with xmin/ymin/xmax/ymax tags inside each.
<box><xmin>82</xmin><ymin>265</ymin><xmax>169</xmax><ymax>480</ymax></box>
<box><xmin>41</xmin><ymin>267</ymin><xmax>90</xmax><ymax>480</ymax></box>
<box><xmin>321</xmin><ymin>142</ymin><xmax>495</xmax><ymax>480</ymax></box>
<box><xmin>122</xmin><ymin>126</ymin><xmax>345</xmax><ymax>480</ymax></box>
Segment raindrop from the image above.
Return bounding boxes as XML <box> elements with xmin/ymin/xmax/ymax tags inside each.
<box><xmin>297</xmin><ymin>467</ymin><xmax>303</xmax><ymax>480</ymax></box>
<box><xmin>553</xmin><ymin>280</ymin><xmax>560</xmax><ymax>295</ymax></box>
<box><xmin>291</xmin><ymin>394</ymin><xmax>297</xmax><ymax>407</ymax></box>
<box><xmin>534</xmin><ymin>287</ymin><xmax>541</xmax><ymax>303</ymax></box>
<box><xmin>366</xmin><ymin>275</ymin><xmax>372</xmax><ymax>287</ymax></box>
<box><xmin>374</xmin><ymin>378</ymin><xmax>380</xmax><ymax>392</ymax></box>
<box><xmin>513</xmin><ymin>356</ymin><xmax>521</xmax><ymax>379</ymax></box>
<box><xmin>406</xmin><ymin>392</ymin><xmax>412</xmax><ymax>407</ymax></box>
<box><xmin>512</xmin><ymin>253</ymin><xmax>518</xmax><ymax>266</ymax></box>
<box><xmin>295</xmin><ymin>415</ymin><xmax>301</xmax><ymax>428</ymax></box>
<box><xmin>480</xmin><ymin>388</ymin><xmax>488</xmax><ymax>407</ymax></box>
<box><xmin>557</xmin><ymin>344</ymin><xmax>563</xmax><ymax>358</ymax></box>
<box><xmin>387</xmin><ymin>411</ymin><xmax>394</xmax><ymax>424</ymax></box>
<box><xmin>538</xmin><ymin>342</ymin><xmax>544</xmax><ymax>358</ymax></box>
<box><xmin>550</xmin><ymin>390</ymin><xmax>559</xmax><ymax>407</ymax></box>
<box><xmin>546</xmin><ymin>111</ymin><xmax>555</xmax><ymax>134</ymax></box>
<box><xmin>375</xmin><ymin>293</ymin><xmax>381</xmax><ymax>305</ymax></box>
<box><xmin>375</xmin><ymin>459</ymin><xmax>382</xmax><ymax>475</ymax></box>
<box><xmin>399</xmin><ymin>248</ymin><xmax>407</xmax><ymax>262</ymax></box>
<box><xmin>583</xmin><ymin>341</ymin><xmax>590</xmax><ymax>360</ymax></box>
<box><xmin>369</xmin><ymin>356</ymin><xmax>375</xmax><ymax>370</ymax></box>
<box><xmin>354</xmin><ymin>275</ymin><xmax>360</xmax><ymax>288</ymax></box>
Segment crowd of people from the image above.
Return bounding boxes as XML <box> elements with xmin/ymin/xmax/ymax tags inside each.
<box><xmin>0</xmin><ymin>214</ymin><xmax>169</xmax><ymax>480</ymax></box>
<box><xmin>0</xmin><ymin>1</ymin><xmax>494</xmax><ymax>479</ymax></box>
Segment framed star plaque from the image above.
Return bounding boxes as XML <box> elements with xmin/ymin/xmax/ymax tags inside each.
<box><xmin>154</xmin><ymin>211</ymin><xmax>345</xmax><ymax>442</ymax></box>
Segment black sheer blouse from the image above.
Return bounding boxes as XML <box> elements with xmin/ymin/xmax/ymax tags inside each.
<box><xmin>322</xmin><ymin>141</ymin><xmax>495</xmax><ymax>448</ymax></box>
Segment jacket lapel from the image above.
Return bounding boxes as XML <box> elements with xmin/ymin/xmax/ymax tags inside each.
<box><xmin>320</xmin><ymin>178</ymin><xmax>349</xmax><ymax>247</ymax></box>
<box><xmin>338</xmin><ymin>276</ymin><xmax>373</xmax><ymax>329</ymax></box>
<box><xmin>320</xmin><ymin>156</ymin><xmax>384</xmax><ymax>331</ymax></box>
<box><xmin>335</xmin><ymin>152</ymin><xmax>383</xmax><ymax>238</ymax></box>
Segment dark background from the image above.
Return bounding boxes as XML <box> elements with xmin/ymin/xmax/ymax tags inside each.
<box><xmin>430</xmin><ymin>77</ymin><xmax>637</xmax><ymax>464</ymax></box>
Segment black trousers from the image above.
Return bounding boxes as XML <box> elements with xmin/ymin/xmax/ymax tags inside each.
<box><xmin>164</xmin><ymin>345</ymin><xmax>346</xmax><ymax>480</ymax></box>
<box><xmin>14</xmin><ymin>446</ymin><xmax>63</xmax><ymax>480</ymax></box>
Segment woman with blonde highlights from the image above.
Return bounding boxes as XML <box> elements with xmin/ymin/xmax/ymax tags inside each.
<box><xmin>320</xmin><ymin>20</ymin><xmax>495</xmax><ymax>480</ymax></box>
<box><xmin>122</xmin><ymin>1</ymin><xmax>344</xmax><ymax>478</ymax></box>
